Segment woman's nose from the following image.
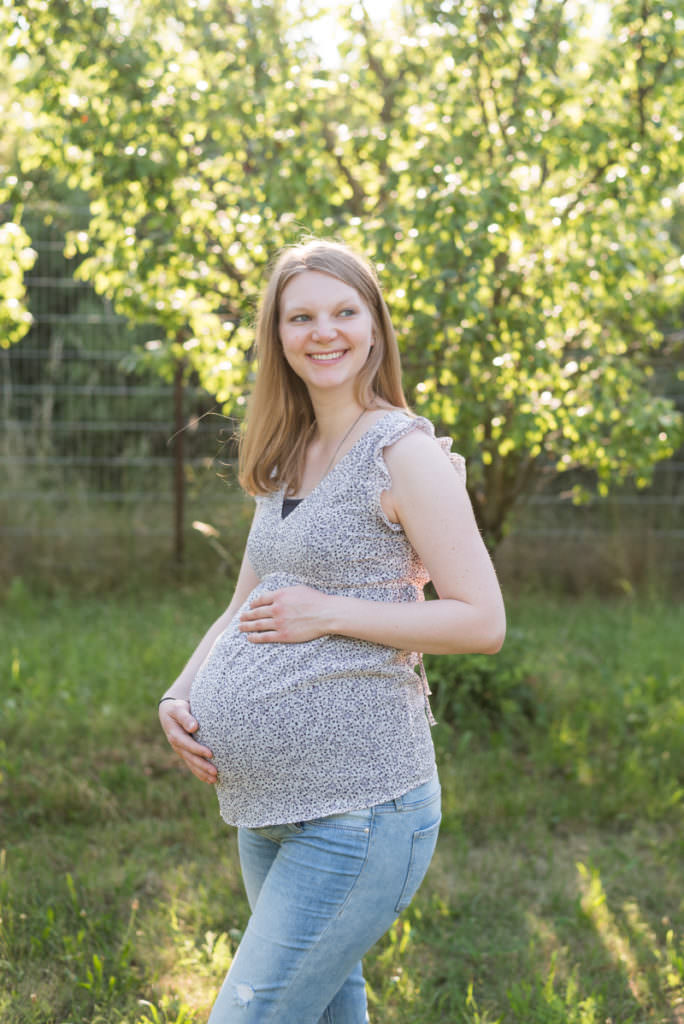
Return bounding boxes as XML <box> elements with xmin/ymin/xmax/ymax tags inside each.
<box><xmin>311</xmin><ymin>317</ymin><xmax>336</xmax><ymax>341</ymax></box>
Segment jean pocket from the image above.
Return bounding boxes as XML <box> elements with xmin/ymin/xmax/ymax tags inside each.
<box><xmin>394</xmin><ymin>818</ymin><xmax>441</xmax><ymax>914</ymax></box>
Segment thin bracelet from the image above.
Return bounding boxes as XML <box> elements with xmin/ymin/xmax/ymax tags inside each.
<box><xmin>158</xmin><ymin>696</ymin><xmax>190</xmax><ymax>706</ymax></box>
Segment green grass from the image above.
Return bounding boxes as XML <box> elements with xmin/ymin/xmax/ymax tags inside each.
<box><xmin>1</xmin><ymin>580</ymin><xmax>684</xmax><ymax>1023</ymax></box>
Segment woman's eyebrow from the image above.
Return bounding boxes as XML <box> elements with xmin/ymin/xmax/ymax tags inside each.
<box><xmin>281</xmin><ymin>294</ymin><xmax>360</xmax><ymax>315</ymax></box>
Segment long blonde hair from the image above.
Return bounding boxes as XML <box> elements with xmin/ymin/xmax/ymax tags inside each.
<box><xmin>238</xmin><ymin>239</ymin><xmax>408</xmax><ymax>496</ymax></box>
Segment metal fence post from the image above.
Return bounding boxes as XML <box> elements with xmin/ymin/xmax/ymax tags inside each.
<box><xmin>173</xmin><ymin>359</ymin><xmax>185</xmax><ymax>567</ymax></box>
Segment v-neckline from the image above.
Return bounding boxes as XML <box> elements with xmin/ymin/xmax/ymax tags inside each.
<box><xmin>280</xmin><ymin>409</ymin><xmax>398</xmax><ymax>514</ymax></box>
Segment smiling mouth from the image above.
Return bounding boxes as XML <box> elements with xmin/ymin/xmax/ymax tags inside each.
<box><xmin>308</xmin><ymin>350</ymin><xmax>348</xmax><ymax>362</ymax></box>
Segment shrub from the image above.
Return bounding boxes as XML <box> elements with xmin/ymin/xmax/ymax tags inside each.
<box><xmin>423</xmin><ymin>628</ymin><xmax>539</xmax><ymax>731</ymax></box>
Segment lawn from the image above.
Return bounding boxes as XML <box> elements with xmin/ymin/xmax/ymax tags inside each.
<box><xmin>1</xmin><ymin>578</ymin><xmax>683</xmax><ymax>1023</ymax></box>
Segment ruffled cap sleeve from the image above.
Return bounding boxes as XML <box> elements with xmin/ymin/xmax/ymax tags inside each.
<box><xmin>436</xmin><ymin>435</ymin><xmax>467</xmax><ymax>483</ymax></box>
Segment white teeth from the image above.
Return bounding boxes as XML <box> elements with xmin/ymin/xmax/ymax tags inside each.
<box><xmin>309</xmin><ymin>351</ymin><xmax>345</xmax><ymax>361</ymax></box>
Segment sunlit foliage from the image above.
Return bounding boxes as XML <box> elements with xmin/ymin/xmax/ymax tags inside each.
<box><xmin>0</xmin><ymin>218</ymin><xmax>35</xmax><ymax>348</ymax></box>
<box><xmin>2</xmin><ymin>0</ymin><xmax>682</xmax><ymax>541</ymax></box>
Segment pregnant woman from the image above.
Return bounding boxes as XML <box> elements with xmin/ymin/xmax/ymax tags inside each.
<box><xmin>158</xmin><ymin>239</ymin><xmax>506</xmax><ymax>1023</ymax></box>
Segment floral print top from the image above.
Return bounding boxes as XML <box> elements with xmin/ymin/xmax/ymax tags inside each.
<box><xmin>189</xmin><ymin>411</ymin><xmax>466</xmax><ymax>827</ymax></box>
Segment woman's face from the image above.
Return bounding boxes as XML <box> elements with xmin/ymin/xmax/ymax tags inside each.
<box><xmin>278</xmin><ymin>270</ymin><xmax>374</xmax><ymax>400</ymax></box>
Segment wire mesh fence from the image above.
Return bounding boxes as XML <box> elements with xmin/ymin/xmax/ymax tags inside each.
<box><xmin>1</xmin><ymin>210</ymin><xmax>682</xmax><ymax>590</ymax></box>
<box><xmin>0</xmin><ymin>211</ymin><xmax>253</xmax><ymax>584</ymax></box>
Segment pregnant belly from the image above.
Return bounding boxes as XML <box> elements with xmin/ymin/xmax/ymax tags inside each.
<box><xmin>188</xmin><ymin>617</ymin><xmax>409</xmax><ymax>781</ymax></box>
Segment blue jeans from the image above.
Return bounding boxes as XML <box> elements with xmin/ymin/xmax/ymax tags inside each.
<box><xmin>207</xmin><ymin>772</ymin><xmax>441</xmax><ymax>1024</ymax></box>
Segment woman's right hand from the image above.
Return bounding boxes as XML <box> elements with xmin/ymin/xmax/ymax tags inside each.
<box><xmin>158</xmin><ymin>699</ymin><xmax>217</xmax><ymax>785</ymax></box>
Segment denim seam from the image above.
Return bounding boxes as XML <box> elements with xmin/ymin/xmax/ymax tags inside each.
<box><xmin>399</xmin><ymin>793</ymin><xmax>441</xmax><ymax>812</ymax></box>
<box><xmin>374</xmin><ymin>792</ymin><xmax>441</xmax><ymax>815</ymax></box>
<box><xmin>252</xmin><ymin>823</ymin><xmax>302</xmax><ymax>842</ymax></box>
<box><xmin>393</xmin><ymin>817</ymin><xmax>441</xmax><ymax>914</ymax></box>
<box><xmin>373</xmin><ymin>774</ymin><xmax>441</xmax><ymax>814</ymax></box>
<box><xmin>301</xmin><ymin>822</ymin><xmax>371</xmax><ymax>834</ymax></box>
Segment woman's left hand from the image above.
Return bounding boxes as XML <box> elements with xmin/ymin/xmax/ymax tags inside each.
<box><xmin>238</xmin><ymin>585</ymin><xmax>332</xmax><ymax>643</ymax></box>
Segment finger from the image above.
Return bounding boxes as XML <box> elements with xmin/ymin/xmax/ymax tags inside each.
<box><xmin>239</xmin><ymin>617</ymin><xmax>271</xmax><ymax>632</ymax></box>
<box><xmin>165</xmin><ymin>709</ymin><xmax>203</xmax><ymax>739</ymax></box>
<box><xmin>167</xmin><ymin>723</ymin><xmax>214</xmax><ymax>758</ymax></box>
<box><xmin>239</xmin><ymin>606</ymin><xmax>274</xmax><ymax>622</ymax></box>
<box><xmin>170</xmin><ymin>708</ymin><xmax>199</xmax><ymax>732</ymax></box>
<box><xmin>186</xmin><ymin>752</ymin><xmax>218</xmax><ymax>779</ymax></box>
<box><xmin>239</xmin><ymin>607</ymin><xmax>263</xmax><ymax>622</ymax></box>
<box><xmin>241</xmin><ymin>606</ymin><xmax>271</xmax><ymax>622</ymax></box>
<box><xmin>173</xmin><ymin>734</ymin><xmax>215</xmax><ymax>760</ymax></box>
<box><xmin>160</xmin><ymin>703</ymin><xmax>198</xmax><ymax>731</ymax></box>
<box><xmin>185</xmin><ymin>758</ymin><xmax>217</xmax><ymax>784</ymax></box>
<box><xmin>240</xmin><ymin>602</ymin><xmax>275</xmax><ymax>620</ymax></box>
<box><xmin>248</xmin><ymin>592</ymin><xmax>277</xmax><ymax>609</ymax></box>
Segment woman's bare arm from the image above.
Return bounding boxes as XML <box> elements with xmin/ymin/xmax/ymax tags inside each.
<box><xmin>239</xmin><ymin>431</ymin><xmax>505</xmax><ymax>655</ymax></box>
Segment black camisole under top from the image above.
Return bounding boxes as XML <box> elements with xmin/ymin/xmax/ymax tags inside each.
<box><xmin>281</xmin><ymin>497</ymin><xmax>302</xmax><ymax>519</ymax></box>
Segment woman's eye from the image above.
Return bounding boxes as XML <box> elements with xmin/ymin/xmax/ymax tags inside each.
<box><xmin>291</xmin><ymin>314</ymin><xmax>310</xmax><ymax>322</ymax></box>
<box><xmin>339</xmin><ymin>308</ymin><xmax>356</xmax><ymax>317</ymax></box>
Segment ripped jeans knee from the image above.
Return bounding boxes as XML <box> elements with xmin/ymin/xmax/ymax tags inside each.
<box><xmin>233</xmin><ymin>981</ymin><xmax>255</xmax><ymax>1008</ymax></box>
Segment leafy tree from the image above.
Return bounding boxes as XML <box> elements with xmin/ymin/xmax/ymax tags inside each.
<box><xmin>0</xmin><ymin>37</ymin><xmax>36</xmax><ymax>348</ymax></box>
<box><xmin>3</xmin><ymin>0</ymin><xmax>682</xmax><ymax>544</ymax></box>
<box><xmin>321</xmin><ymin>0</ymin><xmax>684</xmax><ymax>539</ymax></box>
<box><xmin>0</xmin><ymin>218</ymin><xmax>35</xmax><ymax>348</ymax></box>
